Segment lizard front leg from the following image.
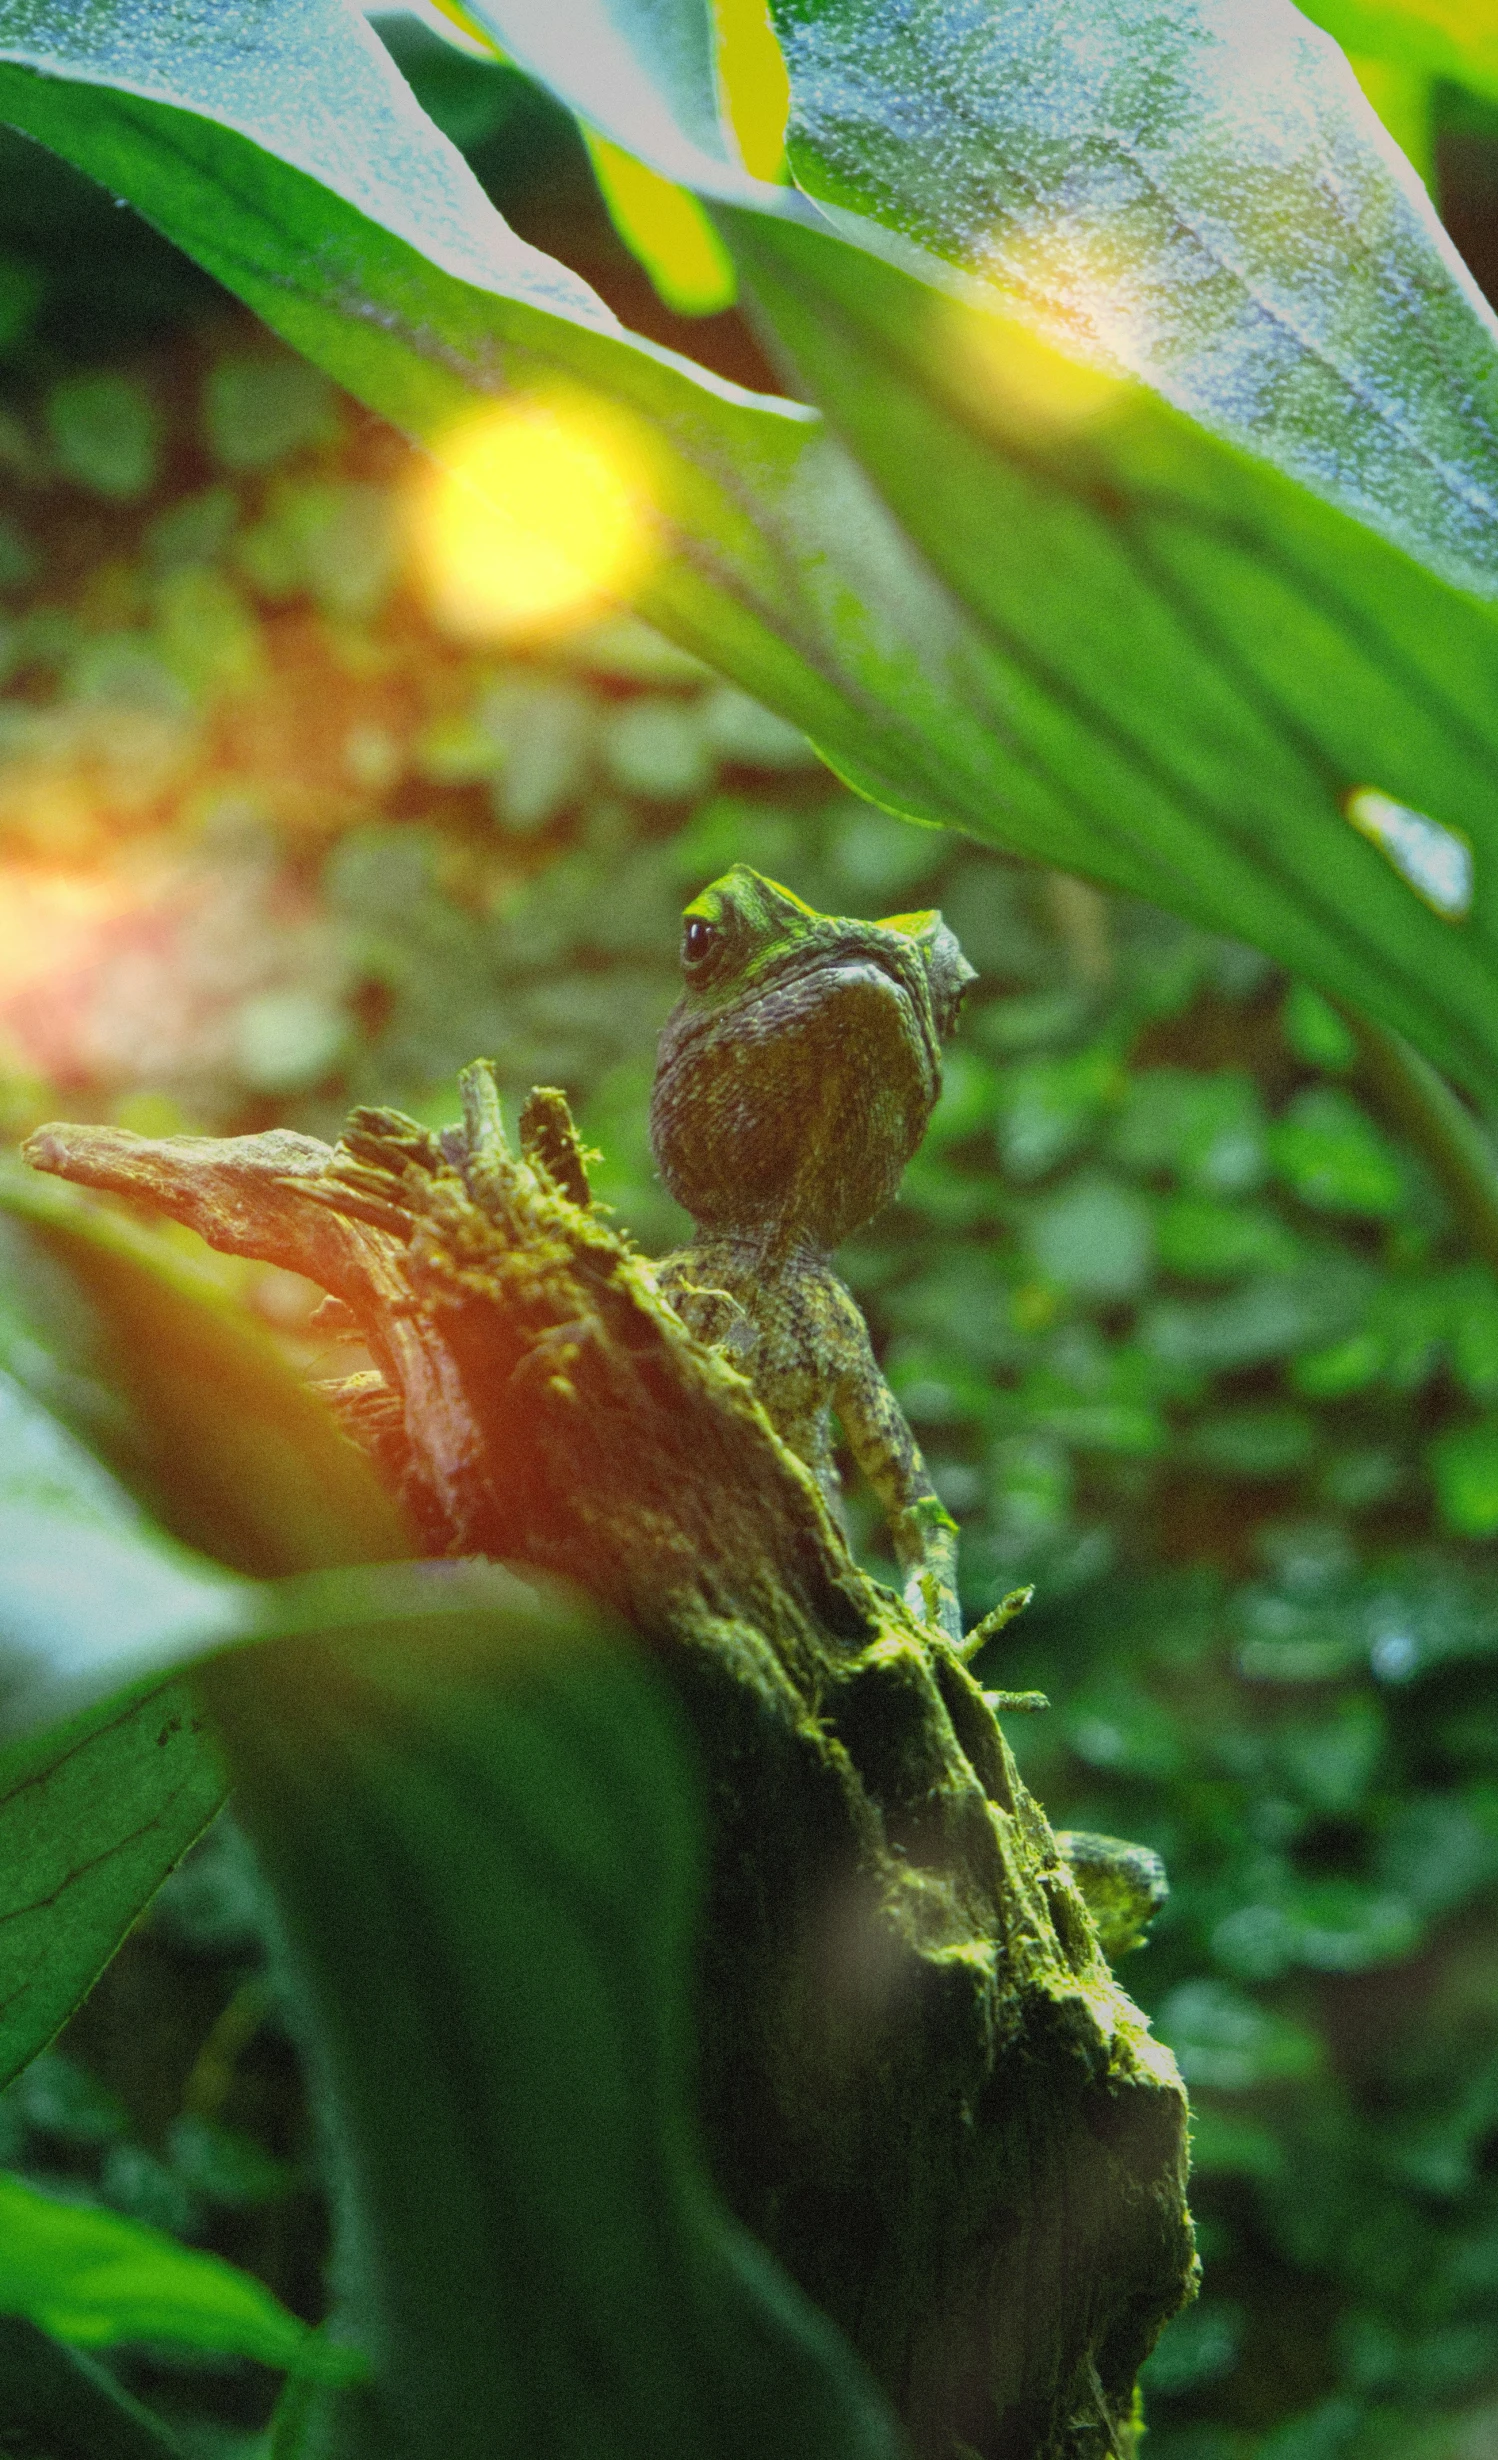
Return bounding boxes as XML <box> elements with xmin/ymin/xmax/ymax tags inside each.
<box><xmin>830</xmin><ymin>1286</ymin><xmax>961</xmax><ymax>1641</ymax></box>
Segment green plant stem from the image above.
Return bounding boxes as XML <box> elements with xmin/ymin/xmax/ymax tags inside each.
<box><xmin>1337</xmin><ymin>1002</ymin><xmax>1498</xmax><ymax>1280</ymax></box>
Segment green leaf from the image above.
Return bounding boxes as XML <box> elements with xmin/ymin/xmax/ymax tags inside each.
<box><xmin>726</xmin><ymin>206</ymin><xmax>1498</xmax><ymax>1106</ymax></box>
<box><xmin>189</xmin><ymin>1577</ymin><xmax>902</xmax><ymax>2460</ymax></box>
<box><xmin>0</xmin><ymin>1689</ymin><xmax>226</xmax><ymax>2097</ymax></box>
<box><xmin>1154</xmin><ymin>1196</ymin><xmax>1307</xmax><ymax>1281</ymax></box>
<box><xmin>1113</xmin><ymin>1071</ymin><xmax>1268</xmax><ymax>1196</ymax></box>
<box><xmin>1282</xmin><ymin>984</ymin><xmax>1360</xmax><ymax>1075</ymax></box>
<box><xmin>761</xmin><ymin>0</ymin><xmax>1498</xmax><ymax>600</ymax></box>
<box><xmin>1429</xmin><ymin>1418</ymin><xmax>1498</xmax><ymax>1534</ymax></box>
<box><xmin>1300</xmin><ymin>2</ymin><xmax>1498</xmax><ymax>106</ymax></box>
<box><xmin>583</xmin><ymin>130</ymin><xmax>738</xmax><ymax>313</ymax></box>
<box><xmin>0</xmin><ymin>1169</ymin><xmax>405</xmax><ymax>2088</ymax></box>
<box><xmin>1023</xmin><ymin>1174</ymin><xmax>1156</xmax><ymax>1303</ymax></box>
<box><xmin>0</xmin><ymin>1353</ymin><xmax>235</xmax><ymax>2090</ymax></box>
<box><xmin>1375</xmin><ymin>1785</ymin><xmax>1498</xmax><ymax>1917</ymax></box>
<box><xmin>1156</xmin><ymin>1979</ymin><xmax>1322</xmax><ymax>2092</ymax></box>
<box><xmin>45</xmin><ymin>369</ymin><xmax>159</xmax><ymax>500</ymax></box>
<box><xmin>0</xmin><ymin>2169</ymin><xmax>364</xmax><ymax>2378</ymax></box>
<box><xmin>15</xmin><ymin>2</ymin><xmax>1498</xmax><ymax>1120</ymax></box>
<box><xmin>1270</xmin><ymin>1087</ymin><xmax>1407</xmax><ymax>1216</ymax></box>
<box><xmin>1141</xmin><ymin>1259</ymin><xmax>1373</xmax><ymax>1372</ymax></box>
<box><xmin>994</xmin><ymin>1046</ymin><xmax>1123</xmax><ymax>1181</ymax></box>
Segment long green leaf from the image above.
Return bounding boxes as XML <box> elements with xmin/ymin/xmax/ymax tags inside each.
<box><xmin>763</xmin><ymin>0</ymin><xmax>1498</xmax><ymax>605</ymax></box>
<box><xmin>0</xmin><ymin>1172</ymin><xmax>405</xmax><ymax>2087</ymax></box>
<box><xmin>721</xmin><ymin>208</ymin><xmax>1498</xmax><ymax>1102</ymax></box>
<box><xmin>0</xmin><ymin>2169</ymin><xmax>364</xmax><ymax>2377</ymax></box>
<box><xmin>0</xmin><ymin>1327</ymin><xmax>236</xmax><ymax>2088</ymax></box>
<box><xmin>9</xmin><ymin>7</ymin><xmax>1498</xmax><ymax>1103</ymax></box>
<box><xmin>0</xmin><ymin>1556</ymin><xmax>906</xmax><ymax>2460</ymax></box>
<box><xmin>504</xmin><ymin>0</ymin><xmax>1498</xmax><ymax>1098</ymax></box>
<box><xmin>481</xmin><ymin>0</ymin><xmax>1498</xmax><ymax>601</ymax></box>
<box><xmin>198</xmin><ymin>1586</ymin><xmax>903</xmax><ymax>2460</ymax></box>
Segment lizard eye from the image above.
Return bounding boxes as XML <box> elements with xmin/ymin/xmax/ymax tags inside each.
<box><xmin>681</xmin><ymin>916</ymin><xmax>721</xmax><ymax>971</ymax></box>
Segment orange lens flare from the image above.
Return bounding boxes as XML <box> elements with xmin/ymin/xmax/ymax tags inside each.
<box><xmin>0</xmin><ymin>866</ymin><xmax>136</xmax><ymax>1001</ymax></box>
<box><xmin>411</xmin><ymin>403</ymin><xmax>650</xmax><ymax>642</ymax></box>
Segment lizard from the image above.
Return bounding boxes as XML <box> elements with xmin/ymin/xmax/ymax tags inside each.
<box><xmin>645</xmin><ymin>864</ymin><xmax>1168</xmax><ymax>1953</ymax></box>
<box><xmin>648</xmin><ymin>862</ymin><xmax>975</xmax><ymax>1641</ymax></box>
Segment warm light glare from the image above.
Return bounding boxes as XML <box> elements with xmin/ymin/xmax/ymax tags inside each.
<box><xmin>0</xmin><ymin>867</ymin><xmax>134</xmax><ymax>999</ymax></box>
<box><xmin>413</xmin><ymin>404</ymin><xmax>648</xmax><ymax>641</ymax></box>
<box><xmin>939</xmin><ymin>297</ymin><xmax>1130</xmax><ymax>437</ymax></box>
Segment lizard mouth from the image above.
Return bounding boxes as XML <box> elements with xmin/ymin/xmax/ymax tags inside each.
<box><xmin>737</xmin><ymin>938</ymin><xmax>943</xmax><ymax>1082</ymax></box>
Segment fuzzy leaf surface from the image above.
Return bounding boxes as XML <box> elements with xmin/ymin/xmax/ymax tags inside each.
<box><xmin>762</xmin><ymin>0</ymin><xmax>1498</xmax><ymax>602</ymax></box>
<box><xmin>8</xmin><ymin>11</ymin><xmax>1498</xmax><ymax>1098</ymax></box>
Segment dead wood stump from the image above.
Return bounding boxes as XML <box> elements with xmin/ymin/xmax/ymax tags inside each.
<box><xmin>26</xmin><ymin>1069</ymin><xmax>1194</xmax><ymax>2460</ymax></box>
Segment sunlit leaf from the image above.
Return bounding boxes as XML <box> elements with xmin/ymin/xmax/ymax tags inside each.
<box><xmin>712</xmin><ymin>0</ymin><xmax>790</xmax><ymax>177</ymax></box>
<box><xmin>583</xmin><ymin>129</ymin><xmax>738</xmax><ymax>312</ymax></box>
<box><xmin>1342</xmin><ymin>49</ymin><xmax>1434</xmax><ymax>186</ymax></box>
<box><xmin>13</xmin><ymin>3</ymin><xmax>1498</xmax><ymax>1121</ymax></box>
<box><xmin>760</xmin><ymin>0</ymin><xmax>1498</xmax><ymax>599</ymax></box>
<box><xmin>1301</xmin><ymin>1</ymin><xmax>1498</xmax><ymax>105</ymax></box>
<box><xmin>0</xmin><ymin>2170</ymin><xmax>364</xmax><ymax>2376</ymax></box>
<box><xmin>724</xmin><ymin>206</ymin><xmax>1498</xmax><ymax>1105</ymax></box>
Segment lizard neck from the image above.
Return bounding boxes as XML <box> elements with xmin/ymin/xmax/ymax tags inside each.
<box><xmin>686</xmin><ymin>1221</ymin><xmax>833</xmax><ymax>1279</ymax></box>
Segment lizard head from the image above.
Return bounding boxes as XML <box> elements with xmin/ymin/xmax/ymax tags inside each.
<box><xmin>649</xmin><ymin>864</ymin><xmax>975</xmax><ymax>1250</ymax></box>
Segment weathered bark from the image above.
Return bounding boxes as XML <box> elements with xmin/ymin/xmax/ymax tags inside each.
<box><xmin>25</xmin><ymin>1080</ymin><xmax>1194</xmax><ymax>2460</ymax></box>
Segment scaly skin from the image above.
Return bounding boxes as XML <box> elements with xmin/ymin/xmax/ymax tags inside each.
<box><xmin>650</xmin><ymin>865</ymin><xmax>975</xmax><ymax>1639</ymax></box>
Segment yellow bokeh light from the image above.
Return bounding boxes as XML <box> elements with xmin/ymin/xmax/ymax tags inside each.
<box><xmin>411</xmin><ymin>403</ymin><xmax>649</xmax><ymax>642</ymax></box>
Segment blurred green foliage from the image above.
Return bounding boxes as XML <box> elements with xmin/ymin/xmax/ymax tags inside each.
<box><xmin>0</xmin><ymin>31</ymin><xmax>1496</xmax><ymax>2460</ymax></box>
